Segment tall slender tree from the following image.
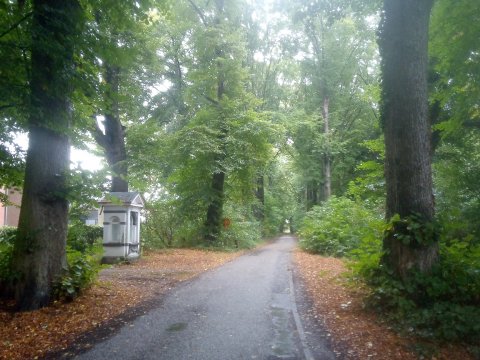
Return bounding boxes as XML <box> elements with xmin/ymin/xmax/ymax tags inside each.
<box><xmin>379</xmin><ymin>0</ymin><xmax>438</xmax><ymax>278</ymax></box>
<box><xmin>13</xmin><ymin>0</ymin><xmax>83</xmax><ymax>310</ymax></box>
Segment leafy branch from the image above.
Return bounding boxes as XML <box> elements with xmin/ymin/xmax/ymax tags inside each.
<box><xmin>0</xmin><ymin>11</ymin><xmax>33</xmax><ymax>39</ymax></box>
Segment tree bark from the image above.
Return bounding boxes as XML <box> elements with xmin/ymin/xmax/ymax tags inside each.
<box><xmin>204</xmin><ymin>171</ymin><xmax>225</xmax><ymax>241</ymax></box>
<box><xmin>321</xmin><ymin>96</ymin><xmax>332</xmax><ymax>201</ymax></box>
<box><xmin>306</xmin><ymin>181</ymin><xmax>318</xmax><ymax>210</ymax></box>
<box><xmin>203</xmin><ymin>0</ymin><xmax>226</xmax><ymax>242</ymax></box>
<box><xmin>104</xmin><ymin>63</ymin><xmax>128</xmax><ymax>192</ymax></box>
<box><xmin>13</xmin><ymin>0</ymin><xmax>81</xmax><ymax>310</ymax></box>
<box><xmin>93</xmin><ymin>63</ymin><xmax>128</xmax><ymax>192</ymax></box>
<box><xmin>253</xmin><ymin>175</ymin><xmax>265</xmax><ymax>220</ymax></box>
<box><xmin>379</xmin><ymin>0</ymin><xmax>438</xmax><ymax>279</ymax></box>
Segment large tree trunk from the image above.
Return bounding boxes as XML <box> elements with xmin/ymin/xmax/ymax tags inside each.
<box><xmin>13</xmin><ymin>0</ymin><xmax>81</xmax><ymax>310</ymax></box>
<box><xmin>379</xmin><ymin>0</ymin><xmax>437</xmax><ymax>279</ymax></box>
<box><xmin>104</xmin><ymin>64</ymin><xmax>128</xmax><ymax>192</ymax></box>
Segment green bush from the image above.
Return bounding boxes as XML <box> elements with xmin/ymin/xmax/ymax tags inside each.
<box><xmin>54</xmin><ymin>242</ymin><xmax>103</xmax><ymax>301</ymax></box>
<box><xmin>357</xmin><ymin>235</ymin><xmax>480</xmax><ymax>343</ymax></box>
<box><xmin>219</xmin><ymin>220</ymin><xmax>261</xmax><ymax>249</ymax></box>
<box><xmin>0</xmin><ymin>226</ymin><xmax>17</xmax><ymax>244</ymax></box>
<box><xmin>67</xmin><ymin>223</ymin><xmax>103</xmax><ymax>253</ymax></box>
<box><xmin>298</xmin><ymin>196</ymin><xmax>383</xmax><ymax>257</ymax></box>
<box><xmin>141</xmin><ymin>200</ymin><xmax>180</xmax><ymax>249</ymax></box>
<box><xmin>0</xmin><ymin>227</ymin><xmax>17</xmax><ymax>292</ymax></box>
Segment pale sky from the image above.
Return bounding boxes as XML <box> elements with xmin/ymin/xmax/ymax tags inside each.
<box><xmin>14</xmin><ymin>132</ymin><xmax>104</xmax><ymax>172</ymax></box>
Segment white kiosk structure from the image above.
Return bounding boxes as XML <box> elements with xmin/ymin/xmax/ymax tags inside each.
<box><xmin>99</xmin><ymin>192</ymin><xmax>144</xmax><ymax>263</ymax></box>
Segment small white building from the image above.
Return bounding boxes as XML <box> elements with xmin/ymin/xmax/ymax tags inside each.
<box><xmin>99</xmin><ymin>192</ymin><xmax>144</xmax><ymax>263</ymax></box>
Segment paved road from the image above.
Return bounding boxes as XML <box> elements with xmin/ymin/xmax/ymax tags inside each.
<box><xmin>76</xmin><ymin>236</ymin><xmax>335</xmax><ymax>360</ymax></box>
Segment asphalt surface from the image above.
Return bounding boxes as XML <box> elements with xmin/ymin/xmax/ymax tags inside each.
<box><xmin>75</xmin><ymin>236</ymin><xmax>335</xmax><ymax>360</ymax></box>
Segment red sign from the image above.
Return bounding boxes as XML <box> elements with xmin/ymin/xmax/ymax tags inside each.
<box><xmin>223</xmin><ymin>218</ymin><xmax>231</xmax><ymax>229</ymax></box>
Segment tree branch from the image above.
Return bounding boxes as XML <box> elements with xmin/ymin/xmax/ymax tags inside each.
<box><xmin>0</xmin><ymin>11</ymin><xmax>33</xmax><ymax>39</ymax></box>
<box><xmin>463</xmin><ymin>120</ymin><xmax>480</xmax><ymax>128</ymax></box>
<box><xmin>91</xmin><ymin>116</ymin><xmax>108</xmax><ymax>149</ymax></box>
<box><xmin>0</xmin><ymin>103</ymin><xmax>21</xmax><ymax>111</ymax></box>
<box><xmin>187</xmin><ymin>0</ymin><xmax>208</xmax><ymax>26</ymax></box>
<box><xmin>203</xmin><ymin>95</ymin><xmax>221</xmax><ymax>108</ymax></box>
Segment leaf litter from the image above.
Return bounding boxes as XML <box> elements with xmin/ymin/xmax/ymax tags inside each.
<box><xmin>293</xmin><ymin>249</ymin><xmax>475</xmax><ymax>360</ymax></box>
<box><xmin>1</xmin><ymin>246</ymin><xmax>473</xmax><ymax>360</ymax></box>
<box><xmin>0</xmin><ymin>249</ymin><xmax>242</xmax><ymax>360</ymax></box>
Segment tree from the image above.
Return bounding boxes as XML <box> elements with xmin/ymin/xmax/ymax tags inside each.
<box><xmin>286</xmin><ymin>0</ymin><xmax>380</xmax><ymax>208</ymax></box>
<box><xmin>379</xmin><ymin>0</ymin><xmax>437</xmax><ymax>279</ymax></box>
<box><xmin>83</xmin><ymin>1</ymin><xmax>157</xmax><ymax>192</ymax></box>
<box><xmin>95</xmin><ymin>60</ymin><xmax>129</xmax><ymax>192</ymax></box>
<box><xmin>12</xmin><ymin>0</ymin><xmax>83</xmax><ymax>310</ymax></box>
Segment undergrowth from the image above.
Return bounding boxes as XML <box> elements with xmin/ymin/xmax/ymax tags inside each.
<box><xmin>54</xmin><ymin>224</ymin><xmax>104</xmax><ymax>301</ymax></box>
<box><xmin>0</xmin><ymin>224</ymin><xmax>104</xmax><ymax>301</ymax></box>
<box><xmin>355</xmin><ymin>234</ymin><xmax>480</xmax><ymax>349</ymax></box>
<box><xmin>54</xmin><ymin>242</ymin><xmax>104</xmax><ymax>301</ymax></box>
<box><xmin>298</xmin><ymin>198</ymin><xmax>480</xmax><ymax>347</ymax></box>
<box><xmin>298</xmin><ymin>196</ymin><xmax>383</xmax><ymax>256</ymax></box>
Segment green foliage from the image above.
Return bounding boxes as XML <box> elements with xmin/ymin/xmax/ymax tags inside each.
<box><xmin>218</xmin><ymin>220</ymin><xmax>261</xmax><ymax>250</ymax></box>
<box><xmin>298</xmin><ymin>196</ymin><xmax>383</xmax><ymax>257</ymax></box>
<box><xmin>434</xmin><ymin>131</ymin><xmax>480</xmax><ymax>241</ymax></box>
<box><xmin>141</xmin><ymin>196</ymin><xmax>181</xmax><ymax>250</ymax></box>
<box><xmin>0</xmin><ymin>227</ymin><xmax>17</xmax><ymax>290</ymax></box>
<box><xmin>67</xmin><ymin>223</ymin><xmax>103</xmax><ymax>253</ymax></box>
<box><xmin>53</xmin><ymin>242</ymin><xmax>103</xmax><ymax>301</ymax></box>
<box><xmin>53</xmin><ymin>224</ymin><xmax>103</xmax><ymax>300</ymax></box>
<box><xmin>347</xmin><ymin>137</ymin><xmax>385</xmax><ymax>207</ymax></box>
<box><xmin>349</xmin><ymin>222</ymin><xmax>480</xmax><ymax>344</ymax></box>
<box><xmin>385</xmin><ymin>213</ymin><xmax>439</xmax><ymax>247</ymax></box>
<box><xmin>430</xmin><ymin>0</ymin><xmax>480</xmax><ymax>135</ymax></box>
<box><xmin>0</xmin><ymin>226</ymin><xmax>17</xmax><ymax>244</ymax></box>
<box><xmin>67</xmin><ymin>167</ymin><xmax>108</xmax><ymax>223</ymax></box>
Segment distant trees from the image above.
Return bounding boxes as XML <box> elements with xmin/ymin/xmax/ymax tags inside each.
<box><xmin>287</xmin><ymin>1</ymin><xmax>380</xmax><ymax>209</ymax></box>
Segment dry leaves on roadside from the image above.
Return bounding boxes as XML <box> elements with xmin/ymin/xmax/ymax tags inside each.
<box><xmin>0</xmin><ymin>248</ymin><xmax>242</xmax><ymax>360</ymax></box>
<box><xmin>293</xmin><ymin>250</ymin><xmax>473</xmax><ymax>360</ymax></box>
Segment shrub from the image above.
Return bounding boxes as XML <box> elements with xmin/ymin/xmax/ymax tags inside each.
<box><xmin>357</xmin><ymin>234</ymin><xmax>480</xmax><ymax>344</ymax></box>
<box><xmin>0</xmin><ymin>227</ymin><xmax>17</xmax><ymax>293</ymax></box>
<box><xmin>67</xmin><ymin>223</ymin><xmax>103</xmax><ymax>253</ymax></box>
<box><xmin>298</xmin><ymin>196</ymin><xmax>383</xmax><ymax>257</ymax></box>
<box><xmin>218</xmin><ymin>220</ymin><xmax>261</xmax><ymax>249</ymax></box>
<box><xmin>141</xmin><ymin>201</ymin><xmax>180</xmax><ymax>249</ymax></box>
<box><xmin>54</xmin><ymin>242</ymin><xmax>103</xmax><ymax>301</ymax></box>
<box><xmin>0</xmin><ymin>226</ymin><xmax>17</xmax><ymax>244</ymax></box>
